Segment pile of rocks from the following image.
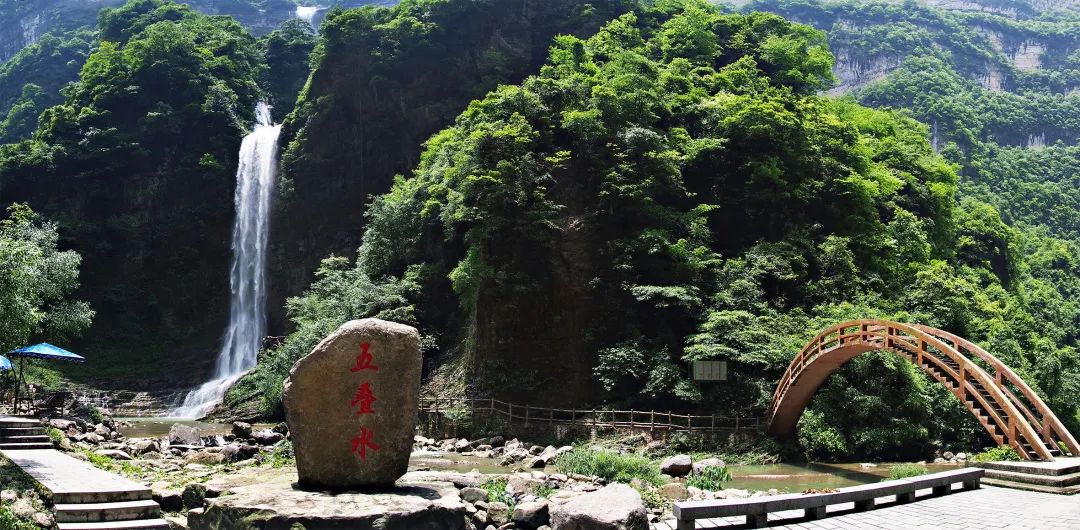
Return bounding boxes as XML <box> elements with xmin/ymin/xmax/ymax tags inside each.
<box><xmin>0</xmin><ymin>489</ymin><xmax>52</xmax><ymax>528</ymax></box>
<box><xmin>182</xmin><ymin>465</ymin><xmax>650</xmax><ymax>530</ymax></box>
<box><xmin>413</xmin><ymin>436</ymin><xmax>574</xmax><ymax>469</ymax></box>
<box><xmin>47</xmin><ymin>417</ymin><xmax>123</xmax><ymax>447</ymax></box>
<box><xmin>934</xmin><ymin>451</ymin><xmax>968</xmax><ymax>464</ymax></box>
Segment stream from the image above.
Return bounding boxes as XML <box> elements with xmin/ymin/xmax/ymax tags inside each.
<box><xmin>119</xmin><ymin>418</ymin><xmax>960</xmax><ymax>493</ymax></box>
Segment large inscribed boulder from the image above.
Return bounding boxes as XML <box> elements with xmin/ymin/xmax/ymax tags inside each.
<box><xmin>283</xmin><ymin>318</ymin><xmax>421</xmax><ymax>488</ymax></box>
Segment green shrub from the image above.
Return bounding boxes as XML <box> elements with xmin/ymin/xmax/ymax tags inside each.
<box><xmin>971</xmin><ymin>447</ymin><xmax>1022</xmax><ymax>462</ymax></box>
<box><xmin>534</xmin><ymin>483</ymin><xmax>556</xmax><ymax>499</ymax></box>
<box><xmin>0</xmin><ymin>507</ymin><xmax>37</xmax><ymax>530</ymax></box>
<box><xmin>46</xmin><ymin>427</ymin><xmax>64</xmax><ymax>445</ymax></box>
<box><xmin>887</xmin><ymin>463</ymin><xmax>928</xmax><ymax>480</ymax></box>
<box><xmin>686</xmin><ymin>465</ymin><xmax>733</xmax><ymax>491</ymax></box>
<box><xmin>554</xmin><ymin>448</ymin><xmax>664</xmax><ymax>486</ymax></box>
<box><xmin>634</xmin><ymin>484</ymin><xmax>667</xmax><ymax>511</ymax></box>
<box><xmin>265</xmin><ymin>441</ymin><xmax>295</xmax><ymax>468</ymax></box>
<box><xmin>480</xmin><ymin>478</ymin><xmax>515</xmax><ymax>510</ymax></box>
<box><xmin>1058</xmin><ymin>441</ymin><xmax>1070</xmax><ymax>456</ymax></box>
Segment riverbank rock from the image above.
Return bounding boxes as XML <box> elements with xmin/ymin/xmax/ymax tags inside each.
<box><xmin>692</xmin><ymin>457</ymin><xmax>725</xmax><ymax>475</ymax></box>
<box><xmin>231</xmin><ymin>421</ymin><xmax>252</xmax><ymax>439</ymax></box>
<box><xmin>187</xmin><ymin>467</ymin><xmax>468</xmax><ymax>530</ymax></box>
<box><xmin>283</xmin><ymin>318</ymin><xmax>422</xmax><ymax>489</ymax></box>
<box><xmin>169</xmin><ymin>424</ymin><xmax>202</xmax><ymax>446</ymax></box>
<box><xmin>659</xmin><ymin>455</ymin><xmax>692</xmax><ymax>477</ymax></box>
<box><xmin>550</xmin><ymin>483</ymin><xmax>648</xmax><ymax>530</ymax></box>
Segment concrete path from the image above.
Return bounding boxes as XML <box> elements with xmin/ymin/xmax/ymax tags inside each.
<box><xmin>0</xmin><ymin>447</ymin><xmax>168</xmax><ymax>529</ymax></box>
<box><xmin>653</xmin><ymin>485</ymin><xmax>1080</xmax><ymax>530</ymax></box>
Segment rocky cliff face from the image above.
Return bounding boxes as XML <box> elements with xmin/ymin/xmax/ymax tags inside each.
<box><xmin>0</xmin><ymin>0</ymin><xmax>122</xmax><ymax>62</ymax></box>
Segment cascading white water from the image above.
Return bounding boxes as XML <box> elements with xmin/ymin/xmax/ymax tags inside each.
<box><xmin>172</xmin><ymin>103</ymin><xmax>280</xmax><ymax>418</ymax></box>
<box><xmin>296</xmin><ymin>5</ymin><xmax>321</xmax><ymax>26</ymax></box>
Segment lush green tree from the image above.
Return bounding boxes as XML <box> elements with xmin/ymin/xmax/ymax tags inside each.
<box><xmin>0</xmin><ymin>204</ymin><xmax>93</xmax><ymax>353</ymax></box>
<box><xmin>0</xmin><ymin>0</ymin><xmax>264</xmax><ymax>385</ymax></box>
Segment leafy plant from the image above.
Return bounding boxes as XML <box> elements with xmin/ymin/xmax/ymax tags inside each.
<box><xmin>686</xmin><ymin>465</ymin><xmax>733</xmax><ymax>491</ymax></box>
<box><xmin>887</xmin><ymin>463</ymin><xmax>928</xmax><ymax>480</ymax></box>
<box><xmin>0</xmin><ymin>507</ymin><xmax>37</xmax><ymax>530</ymax></box>
<box><xmin>480</xmin><ymin>477</ymin><xmax>516</xmax><ymax>511</ymax></box>
<box><xmin>554</xmin><ymin>448</ymin><xmax>664</xmax><ymax>486</ymax></box>
<box><xmin>971</xmin><ymin>447</ymin><xmax>1022</xmax><ymax>463</ymax></box>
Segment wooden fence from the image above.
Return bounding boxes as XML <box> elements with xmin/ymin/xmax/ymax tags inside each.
<box><xmin>419</xmin><ymin>397</ymin><xmax>762</xmax><ymax>434</ymax></box>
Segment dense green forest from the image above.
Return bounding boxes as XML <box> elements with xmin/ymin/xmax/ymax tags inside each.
<box><xmin>226</xmin><ymin>0</ymin><xmax>1080</xmax><ymax>459</ymax></box>
<box><xmin>1</xmin><ymin>0</ymin><xmax>1078</xmax><ymax>461</ymax></box>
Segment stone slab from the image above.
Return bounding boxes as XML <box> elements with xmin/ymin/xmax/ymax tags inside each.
<box><xmin>190</xmin><ymin>466</ymin><xmax>468</xmax><ymax>530</ymax></box>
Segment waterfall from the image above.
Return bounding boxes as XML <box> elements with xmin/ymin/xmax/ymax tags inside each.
<box><xmin>172</xmin><ymin>103</ymin><xmax>280</xmax><ymax>418</ymax></box>
<box><xmin>296</xmin><ymin>5</ymin><xmax>321</xmax><ymax>27</ymax></box>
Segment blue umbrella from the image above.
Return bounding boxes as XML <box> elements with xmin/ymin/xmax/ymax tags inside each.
<box><xmin>7</xmin><ymin>343</ymin><xmax>86</xmax><ymax>363</ymax></box>
<box><xmin>0</xmin><ymin>355</ymin><xmax>11</xmax><ymax>371</ymax></box>
<box><xmin>6</xmin><ymin>343</ymin><xmax>85</xmax><ymax>413</ymax></box>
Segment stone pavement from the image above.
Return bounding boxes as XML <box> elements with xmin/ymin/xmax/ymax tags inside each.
<box><xmin>653</xmin><ymin>485</ymin><xmax>1080</xmax><ymax>530</ymax></box>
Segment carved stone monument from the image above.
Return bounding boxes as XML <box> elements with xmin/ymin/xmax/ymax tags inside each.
<box><xmin>283</xmin><ymin>318</ymin><xmax>421</xmax><ymax>488</ymax></box>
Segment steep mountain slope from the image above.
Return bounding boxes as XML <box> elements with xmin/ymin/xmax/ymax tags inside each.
<box><xmin>267</xmin><ymin>0</ymin><xmax>637</xmax><ymax>331</ymax></box>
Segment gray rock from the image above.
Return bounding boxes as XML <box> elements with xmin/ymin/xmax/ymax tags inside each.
<box><xmin>943</xmin><ymin>451</ymin><xmax>955</xmax><ymax>460</ymax></box>
<box><xmin>283</xmin><ymin>318</ymin><xmax>422</xmax><ymax>489</ymax></box>
<box><xmin>691</xmin><ymin>457</ymin><xmax>725</xmax><ymax>475</ymax></box>
<box><xmin>95</xmin><ymin>449</ymin><xmax>132</xmax><ymax>461</ymax></box>
<box><xmin>169</xmin><ymin>424</ymin><xmax>203</xmax><ymax>447</ymax></box>
<box><xmin>154</xmin><ymin>489</ymin><xmax>183</xmax><ymax>512</ymax></box>
<box><xmin>659</xmin><ymin>455</ymin><xmax>692</xmax><ymax>477</ymax></box>
<box><xmin>549</xmin><ymin>483</ymin><xmax>648</xmax><ymax>530</ymax></box>
<box><xmin>81</xmin><ymin>432</ymin><xmax>104</xmax><ymax>445</ymax></box>
<box><xmin>10</xmin><ymin>498</ymin><xmax>34</xmax><ymax>518</ymax></box>
<box><xmin>187</xmin><ymin>470</ymin><xmax>467</xmax><ymax>530</ymax></box>
<box><xmin>659</xmin><ymin>482</ymin><xmax>687</xmax><ymax>500</ymax></box>
<box><xmin>461</xmin><ymin>486</ymin><xmax>488</xmax><ymax>503</ymax></box>
<box><xmin>231</xmin><ymin>421</ymin><xmax>252</xmax><ymax>439</ymax></box>
<box><xmin>272</xmin><ymin>422</ymin><xmax>289</xmax><ymax>435</ymax></box>
<box><xmin>49</xmin><ymin>419</ymin><xmax>74</xmax><ymax>431</ymax></box>
<box><xmin>182</xmin><ymin>483</ymin><xmax>218</xmax><ymax>509</ymax></box>
<box><xmin>131</xmin><ymin>438</ymin><xmax>160</xmax><ymax>456</ymax></box>
<box><xmin>513</xmin><ymin>500</ymin><xmax>550</xmax><ymax>528</ymax></box>
<box><xmin>956</xmin><ymin>452</ymin><xmax>968</xmax><ymax>460</ymax></box>
<box><xmin>251</xmin><ymin>429</ymin><xmax>284</xmax><ymax>446</ymax></box>
<box><xmin>488</xmin><ymin>501</ymin><xmax>511</xmax><ymax>525</ymax></box>
<box><xmin>31</xmin><ymin>511</ymin><xmax>53</xmax><ymax>528</ymax></box>
<box><xmin>474</xmin><ymin>510</ymin><xmax>489</xmax><ymax>525</ymax></box>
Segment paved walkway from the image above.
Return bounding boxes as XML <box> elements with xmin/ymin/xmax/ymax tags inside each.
<box><xmin>0</xmin><ymin>448</ymin><xmax>151</xmax><ymax>503</ymax></box>
<box><xmin>653</xmin><ymin>486</ymin><xmax>1080</xmax><ymax>530</ymax></box>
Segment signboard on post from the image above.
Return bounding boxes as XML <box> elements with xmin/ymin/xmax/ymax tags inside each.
<box><xmin>691</xmin><ymin>360</ymin><xmax>727</xmax><ymax>381</ymax></box>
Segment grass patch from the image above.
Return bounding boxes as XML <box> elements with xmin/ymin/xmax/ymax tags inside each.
<box><xmin>887</xmin><ymin>463</ymin><xmax>928</xmax><ymax>480</ymax></box>
<box><xmin>554</xmin><ymin>448</ymin><xmax>664</xmax><ymax>486</ymax></box>
<box><xmin>686</xmin><ymin>465</ymin><xmax>733</xmax><ymax>490</ymax></box>
<box><xmin>971</xmin><ymin>447</ymin><xmax>1022</xmax><ymax>463</ymax></box>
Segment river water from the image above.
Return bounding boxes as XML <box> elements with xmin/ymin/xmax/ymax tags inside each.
<box><xmin>119</xmin><ymin>417</ymin><xmax>958</xmax><ymax>492</ymax></box>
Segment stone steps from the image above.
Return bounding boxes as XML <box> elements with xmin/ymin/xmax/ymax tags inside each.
<box><xmin>55</xmin><ymin>519</ymin><xmax>172</xmax><ymax>530</ymax></box>
<box><xmin>983</xmin><ymin>468</ymin><xmax>1080</xmax><ymax>488</ymax></box>
<box><xmin>983</xmin><ymin>477</ymin><xmax>1080</xmax><ymax>495</ymax></box>
<box><xmin>977</xmin><ymin>459</ymin><xmax>1080</xmax><ymax>476</ymax></box>
<box><xmin>54</xmin><ymin>489</ymin><xmax>153</xmax><ymax>505</ymax></box>
<box><xmin>54</xmin><ymin>500</ymin><xmax>160</xmax><ymax>523</ymax></box>
<box><xmin>0</xmin><ymin>442</ymin><xmax>54</xmax><ymax>449</ymax></box>
<box><xmin>0</xmin><ymin>417</ymin><xmax>52</xmax><ymax>450</ymax></box>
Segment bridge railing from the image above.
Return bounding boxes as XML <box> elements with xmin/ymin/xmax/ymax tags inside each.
<box><xmin>419</xmin><ymin>397</ymin><xmax>762</xmax><ymax>433</ymax></box>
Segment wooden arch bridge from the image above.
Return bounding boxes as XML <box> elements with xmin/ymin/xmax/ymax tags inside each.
<box><xmin>766</xmin><ymin>319</ymin><xmax>1079</xmax><ymax>461</ymax></box>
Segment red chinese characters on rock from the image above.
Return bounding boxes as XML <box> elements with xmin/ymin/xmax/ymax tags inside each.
<box><xmin>350</xmin><ymin>425</ymin><xmax>381</xmax><ymax>461</ymax></box>
<box><xmin>348</xmin><ymin>342</ymin><xmax>380</xmax><ymax>461</ymax></box>
<box><xmin>350</xmin><ymin>342</ymin><xmax>379</xmax><ymax>372</ymax></box>
<box><xmin>350</xmin><ymin>382</ymin><xmax>376</xmax><ymax>415</ymax></box>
